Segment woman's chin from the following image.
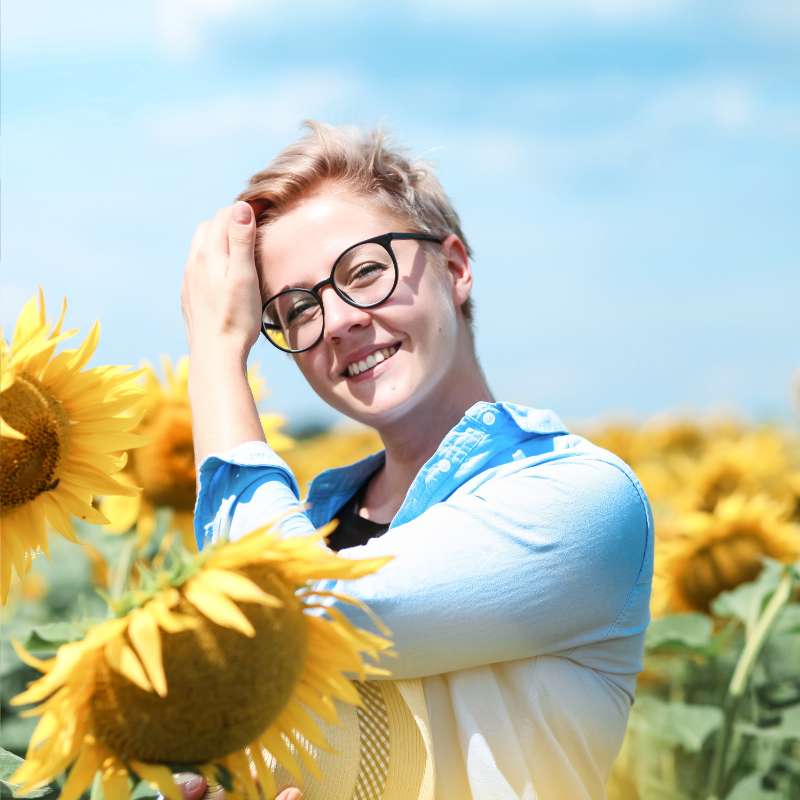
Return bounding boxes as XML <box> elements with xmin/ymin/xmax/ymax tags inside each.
<box><xmin>336</xmin><ymin>382</ymin><xmax>422</xmax><ymax>428</ymax></box>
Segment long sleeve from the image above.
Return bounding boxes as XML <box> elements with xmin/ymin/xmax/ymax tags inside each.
<box><xmin>194</xmin><ymin>439</ymin><xmax>653</xmax><ymax>684</ymax></box>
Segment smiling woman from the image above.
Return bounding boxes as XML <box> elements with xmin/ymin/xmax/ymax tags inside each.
<box><xmin>179</xmin><ymin>121</ymin><xmax>654</xmax><ymax>799</ymax></box>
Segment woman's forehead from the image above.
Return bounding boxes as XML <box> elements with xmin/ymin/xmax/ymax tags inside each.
<box><xmin>257</xmin><ymin>188</ymin><xmax>409</xmax><ymax>294</ymax></box>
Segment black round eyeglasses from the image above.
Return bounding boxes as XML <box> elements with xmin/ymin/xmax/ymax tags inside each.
<box><xmin>260</xmin><ymin>231</ymin><xmax>444</xmax><ymax>353</ymax></box>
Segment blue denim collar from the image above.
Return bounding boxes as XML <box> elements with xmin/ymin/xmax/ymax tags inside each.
<box><xmin>305</xmin><ymin>402</ymin><xmax>568</xmax><ymax>528</ymax></box>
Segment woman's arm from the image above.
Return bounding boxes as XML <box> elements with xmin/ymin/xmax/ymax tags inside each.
<box><xmin>196</xmin><ymin>446</ymin><xmax>653</xmax><ymax>682</ymax></box>
<box><xmin>181</xmin><ymin>202</ymin><xmax>267</xmax><ymax>471</ymax></box>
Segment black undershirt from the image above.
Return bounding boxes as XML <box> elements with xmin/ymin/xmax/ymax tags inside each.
<box><xmin>326</xmin><ymin>478</ymin><xmax>390</xmax><ymax>552</ymax></box>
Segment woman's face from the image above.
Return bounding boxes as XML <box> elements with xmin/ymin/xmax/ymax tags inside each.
<box><xmin>257</xmin><ymin>184</ymin><xmax>472</xmax><ymax>428</ymax></box>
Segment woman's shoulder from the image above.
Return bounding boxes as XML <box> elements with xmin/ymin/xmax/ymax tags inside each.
<box><xmin>462</xmin><ymin>401</ymin><xmax>650</xmax><ymax>506</ymax></box>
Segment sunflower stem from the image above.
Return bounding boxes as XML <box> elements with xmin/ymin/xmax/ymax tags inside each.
<box><xmin>706</xmin><ymin>567</ymin><xmax>794</xmax><ymax>799</ymax></box>
<box><xmin>110</xmin><ymin>535</ymin><xmax>138</xmax><ymax>601</ymax></box>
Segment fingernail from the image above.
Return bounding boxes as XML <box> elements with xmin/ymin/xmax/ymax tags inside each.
<box><xmin>286</xmin><ymin>791</ymin><xmax>303</xmax><ymax>800</ymax></box>
<box><xmin>232</xmin><ymin>201</ymin><xmax>253</xmax><ymax>224</ymax></box>
<box><xmin>174</xmin><ymin>773</ymin><xmax>204</xmax><ymax>793</ymax></box>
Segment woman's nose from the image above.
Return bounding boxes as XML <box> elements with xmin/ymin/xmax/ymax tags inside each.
<box><xmin>320</xmin><ymin>286</ymin><xmax>372</xmax><ymax>341</ymax></box>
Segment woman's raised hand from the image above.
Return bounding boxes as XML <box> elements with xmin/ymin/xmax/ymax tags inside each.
<box><xmin>181</xmin><ymin>201</ymin><xmax>263</xmax><ymax>361</ymax></box>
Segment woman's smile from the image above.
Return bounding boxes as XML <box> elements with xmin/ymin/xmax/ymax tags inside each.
<box><xmin>342</xmin><ymin>342</ymin><xmax>401</xmax><ymax>380</ymax></box>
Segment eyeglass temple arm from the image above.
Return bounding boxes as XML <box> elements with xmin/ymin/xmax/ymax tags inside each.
<box><xmin>389</xmin><ymin>232</ymin><xmax>445</xmax><ymax>243</ymax></box>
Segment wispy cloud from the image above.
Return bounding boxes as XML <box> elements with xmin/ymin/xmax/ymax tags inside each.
<box><xmin>407</xmin><ymin>0</ymin><xmax>689</xmax><ymax>24</ymax></box>
<box><xmin>408</xmin><ymin>76</ymin><xmax>797</xmax><ymax>187</ymax></box>
<box><xmin>144</xmin><ymin>70</ymin><xmax>365</xmax><ymax>140</ymax></box>
<box><xmin>155</xmin><ymin>0</ymin><xmax>256</xmax><ymax>58</ymax></box>
<box><xmin>2</xmin><ymin>1</ymin><xmax>153</xmax><ymax>58</ymax></box>
<box><xmin>738</xmin><ymin>0</ymin><xmax>800</xmax><ymax>39</ymax></box>
<box><xmin>10</xmin><ymin>1</ymin><xmax>784</xmax><ymax>63</ymax></box>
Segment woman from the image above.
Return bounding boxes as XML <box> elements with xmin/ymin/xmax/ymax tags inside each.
<box><xmin>179</xmin><ymin>122</ymin><xmax>653</xmax><ymax>799</ymax></box>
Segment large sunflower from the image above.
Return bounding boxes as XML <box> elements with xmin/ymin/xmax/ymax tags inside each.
<box><xmin>11</xmin><ymin>525</ymin><xmax>394</xmax><ymax>800</ymax></box>
<box><xmin>653</xmin><ymin>493</ymin><xmax>800</xmax><ymax>616</ymax></box>
<box><xmin>0</xmin><ymin>291</ymin><xmax>144</xmax><ymax>603</ymax></box>
<box><xmin>102</xmin><ymin>356</ymin><xmax>293</xmax><ymax>551</ymax></box>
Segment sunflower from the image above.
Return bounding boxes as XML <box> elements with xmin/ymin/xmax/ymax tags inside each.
<box><xmin>0</xmin><ymin>291</ymin><xmax>144</xmax><ymax>603</ymax></box>
<box><xmin>11</xmin><ymin>525</ymin><xmax>394</xmax><ymax>800</ymax></box>
<box><xmin>670</xmin><ymin>430</ymin><xmax>795</xmax><ymax>514</ymax></box>
<box><xmin>102</xmin><ymin>356</ymin><xmax>293</xmax><ymax>552</ymax></box>
<box><xmin>652</xmin><ymin>493</ymin><xmax>800</xmax><ymax>616</ymax></box>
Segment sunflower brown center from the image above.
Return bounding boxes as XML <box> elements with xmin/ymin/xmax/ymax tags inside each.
<box><xmin>131</xmin><ymin>402</ymin><xmax>197</xmax><ymax>511</ymax></box>
<box><xmin>697</xmin><ymin>465</ymin><xmax>743</xmax><ymax>512</ymax></box>
<box><xmin>0</xmin><ymin>375</ymin><xmax>69</xmax><ymax>514</ymax></box>
<box><xmin>90</xmin><ymin>566</ymin><xmax>308</xmax><ymax>764</ymax></box>
<box><xmin>679</xmin><ymin>533</ymin><xmax>766</xmax><ymax>612</ymax></box>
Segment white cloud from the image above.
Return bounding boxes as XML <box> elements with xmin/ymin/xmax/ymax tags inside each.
<box><xmin>4</xmin><ymin>1</ymin><xmax>795</xmax><ymax>65</ymax></box>
<box><xmin>644</xmin><ymin>79</ymin><xmax>756</xmax><ymax>133</ymax></box>
<box><xmin>145</xmin><ymin>70</ymin><xmax>366</xmax><ymax>141</ymax></box>
<box><xmin>738</xmin><ymin>0</ymin><xmax>800</xmax><ymax>38</ymax></box>
<box><xmin>155</xmin><ymin>0</ymin><xmax>256</xmax><ymax>58</ymax></box>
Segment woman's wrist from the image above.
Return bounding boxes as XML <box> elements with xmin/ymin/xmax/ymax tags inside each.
<box><xmin>189</xmin><ymin>338</ymin><xmax>250</xmax><ymax>373</ymax></box>
<box><xmin>188</xmin><ymin>345</ymin><xmax>266</xmax><ymax>466</ymax></box>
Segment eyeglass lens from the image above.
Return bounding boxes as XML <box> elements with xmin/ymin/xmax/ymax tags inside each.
<box><xmin>262</xmin><ymin>241</ymin><xmax>396</xmax><ymax>352</ymax></box>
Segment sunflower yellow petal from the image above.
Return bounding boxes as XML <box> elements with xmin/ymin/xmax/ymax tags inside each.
<box><xmin>246</xmin><ymin>745</ymin><xmax>276</xmax><ymax>800</ymax></box>
<box><xmin>192</xmin><ymin>569</ymin><xmax>283</xmax><ymax>607</ymax></box>
<box><xmin>104</xmin><ymin>638</ymin><xmax>153</xmax><ymax>693</ymax></box>
<box><xmin>0</xmin><ymin>415</ymin><xmax>27</xmax><ymax>439</ymax></box>
<box><xmin>128</xmin><ymin>610</ymin><xmax>167</xmax><ymax>697</ymax></box>
<box><xmin>101</xmin><ymin>758</ymin><xmax>131</xmax><ymax>800</ymax></box>
<box><xmin>101</xmin><ymin>491</ymin><xmax>141</xmax><ymax>533</ymax></box>
<box><xmin>225</xmin><ymin>749</ymin><xmax>260</xmax><ymax>800</ymax></box>
<box><xmin>183</xmin><ymin>582</ymin><xmax>255</xmax><ymax>636</ymax></box>
<box><xmin>11</xmin><ymin>640</ymin><xmax>55</xmax><ymax>672</ymax></box>
<box><xmin>130</xmin><ymin>761</ymin><xmax>182</xmax><ymax>800</ymax></box>
<box><xmin>146</xmin><ymin>598</ymin><xmax>198</xmax><ymax>633</ymax></box>
<box><xmin>259</xmin><ymin>729</ymin><xmax>303</xmax><ymax>783</ymax></box>
<box><xmin>59</xmin><ymin>740</ymin><xmax>104</xmax><ymax>800</ymax></box>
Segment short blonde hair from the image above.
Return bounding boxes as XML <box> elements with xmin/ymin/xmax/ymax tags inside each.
<box><xmin>237</xmin><ymin>120</ymin><xmax>474</xmax><ymax>325</ymax></box>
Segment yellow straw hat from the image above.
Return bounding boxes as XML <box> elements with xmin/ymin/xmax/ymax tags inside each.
<box><xmin>268</xmin><ymin>678</ymin><xmax>435</xmax><ymax>800</ymax></box>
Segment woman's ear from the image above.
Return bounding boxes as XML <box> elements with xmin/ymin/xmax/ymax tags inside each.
<box><xmin>440</xmin><ymin>234</ymin><xmax>472</xmax><ymax>309</ymax></box>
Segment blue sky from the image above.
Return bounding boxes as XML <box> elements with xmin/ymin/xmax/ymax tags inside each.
<box><xmin>3</xmin><ymin>1</ymin><xmax>799</xmax><ymax>430</ymax></box>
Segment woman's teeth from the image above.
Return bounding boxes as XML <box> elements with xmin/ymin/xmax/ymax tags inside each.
<box><xmin>347</xmin><ymin>344</ymin><xmax>399</xmax><ymax>377</ymax></box>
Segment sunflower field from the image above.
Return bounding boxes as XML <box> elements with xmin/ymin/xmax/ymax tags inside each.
<box><xmin>1</xmin><ymin>292</ymin><xmax>799</xmax><ymax>799</ymax></box>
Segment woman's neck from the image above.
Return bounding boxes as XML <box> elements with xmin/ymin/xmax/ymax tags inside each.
<box><xmin>361</xmin><ymin>362</ymin><xmax>494</xmax><ymax>522</ymax></box>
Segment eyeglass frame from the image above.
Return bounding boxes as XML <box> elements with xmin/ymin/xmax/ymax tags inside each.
<box><xmin>260</xmin><ymin>231</ymin><xmax>445</xmax><ymax>353</ymax></box>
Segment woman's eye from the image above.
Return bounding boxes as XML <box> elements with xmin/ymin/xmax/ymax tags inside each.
<box><xmin>286</xmin><ymin>302</ymin><xmax>319</xmax><ymax>325</ymax></box>
<box><xmin>350</xmin><ymin>262</ymin><xmax>386</xmax><ymax>282</ymax></box>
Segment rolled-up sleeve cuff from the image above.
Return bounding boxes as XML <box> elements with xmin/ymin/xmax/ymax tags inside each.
<box><xmin>194</xmin><ymin>440</ymin><xmax>308</xmax><ymax>549</ymax></box>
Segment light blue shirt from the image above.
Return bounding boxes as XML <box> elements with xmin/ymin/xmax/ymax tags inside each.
<box><xmin>194</xmin><ymin>401</ymin><xmax>654</xmax><ymax>703</ymax></box>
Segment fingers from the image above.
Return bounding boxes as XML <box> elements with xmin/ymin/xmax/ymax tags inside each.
<box><xmin>275</xmin><ymin>789</ymin><xmax>303</xmax><ymax>800</ymax></box>
<box><xmin>227</xmin><ymin>201</ymin><xmax>257</xmax><ymax>275</ymax></box>
<box><xmin>174</xmin><ymin>772</ymin><xmax>207</xmax><ymax>800</ymax></box>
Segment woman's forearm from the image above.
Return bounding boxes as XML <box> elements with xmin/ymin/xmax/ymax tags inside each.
<box><xmin>181</xmin><ymin>201</ymin><xmax>266</xmax><ymax>473</ymax></box>
<box><xmin>189</xmin><ymin>345</ymin><xmax>265</xmax><ymax>470</ymax></box>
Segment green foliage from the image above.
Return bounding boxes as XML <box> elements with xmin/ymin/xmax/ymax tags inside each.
<box><xmin>646</xmin><ymin>612</ymin><xmax>713</xmax><ymax>653</ymax></box>
<box><xmin>612</xmin><ymin>563</ymin><xmax>800</xmax><ymax>799</ymax></box>
<box><xmin>631</xmin><ymin>696</ymin><xmax>723</xmax><ymax>752</ymax></box>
